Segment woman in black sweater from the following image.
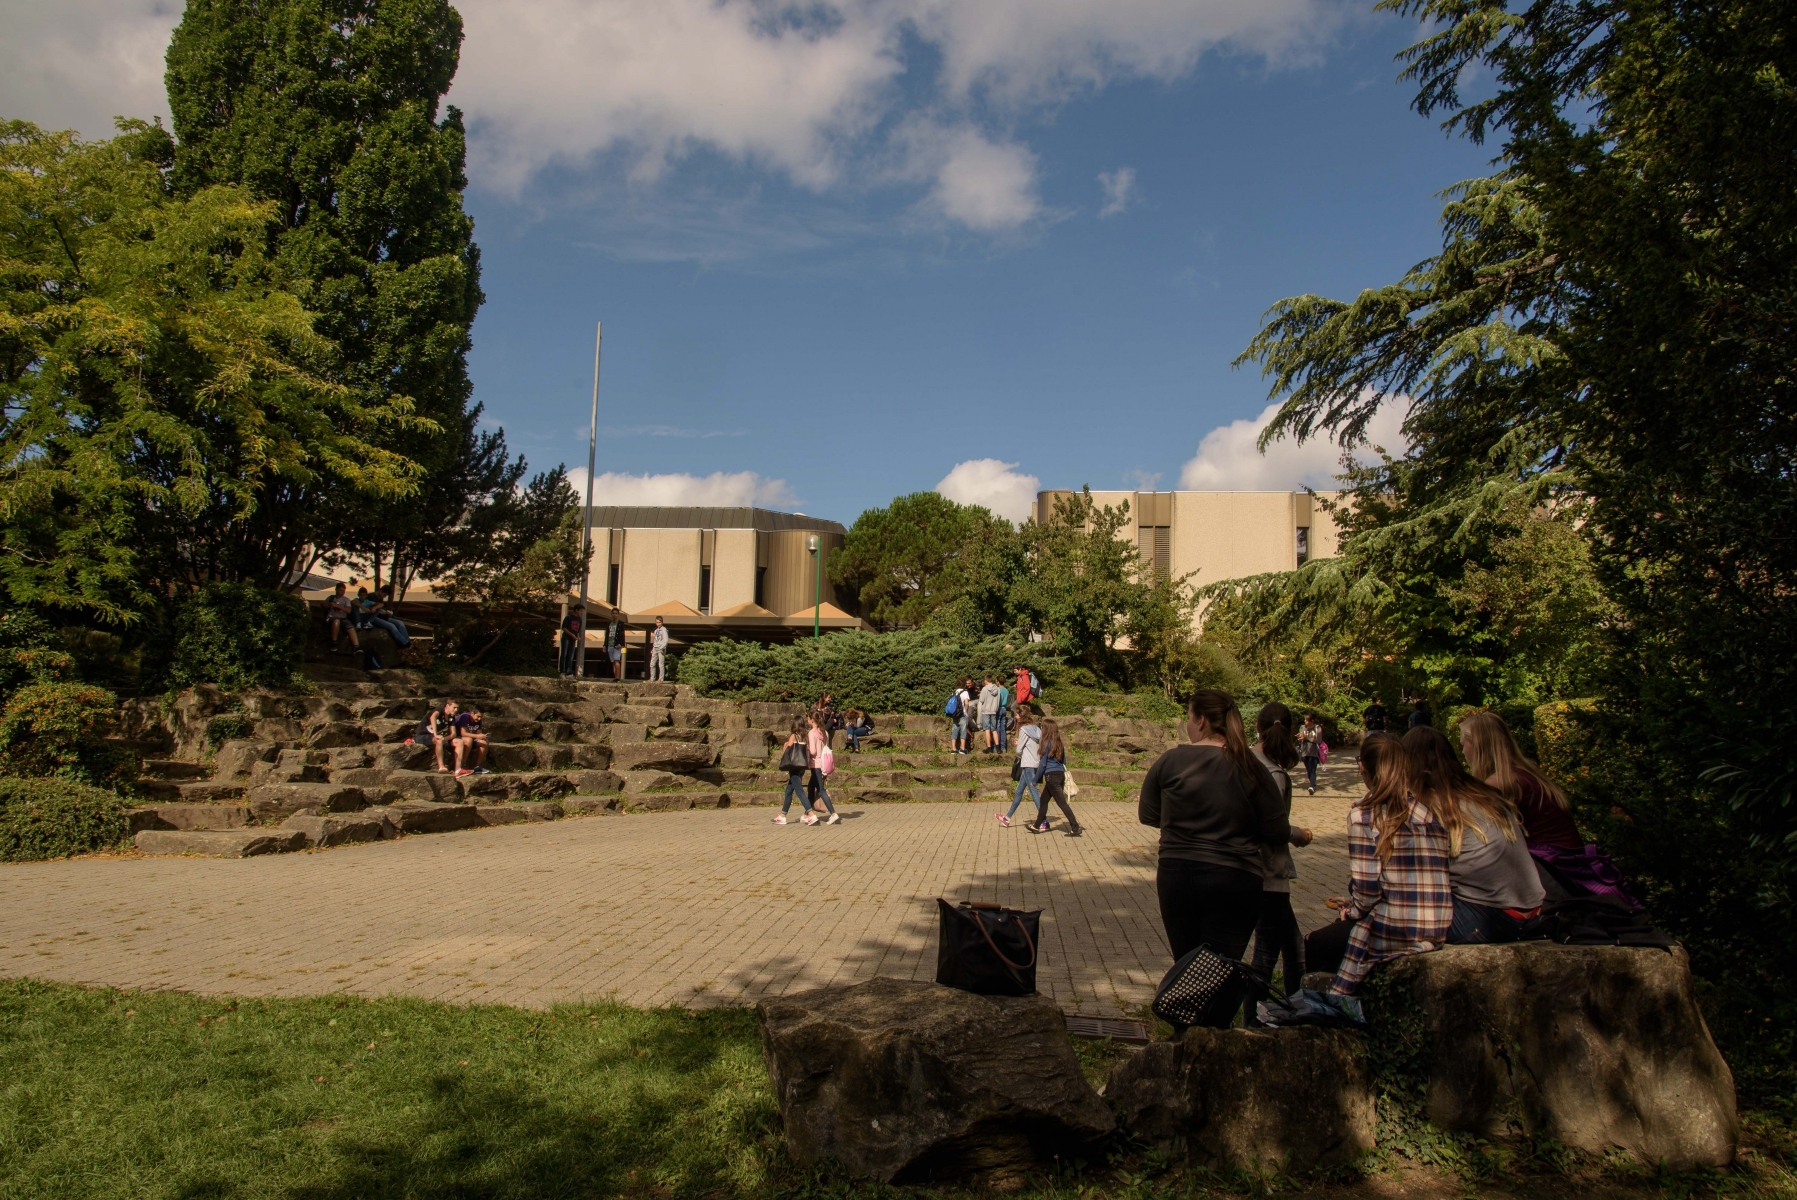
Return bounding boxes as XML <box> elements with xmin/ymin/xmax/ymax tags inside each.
<box><xmin>1140</xmin><ymin>689</ymin><xmax>1292</xmax><ymax>966</ymax></box>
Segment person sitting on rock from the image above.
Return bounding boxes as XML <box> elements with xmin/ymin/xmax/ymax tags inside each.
<box><xmin>1305</xmin><ymin>732</ymin><xmax>1452</xmax><ymax>996</ymax></box>
<box><xmin>325</xmin><ymin>582</ymin><xmax>359</xmax><ymax>653</ymax></box>
<box><xmin>363</xmin><ymin>585</ymin><xmax>411</xmax><ymax>649</ymax></box>
<box><xmin>1405</xmin><ymin>726</ymin><xmax>1544</xmax><ymax>945</ymax></box>
<box><xmin>842</xmin><ymin>709</ymin><xmax>874</xmax><ymax>751</ymax></box>
<box><xmin>452</xmin><ymin>705</ymin><xmax>489</xmax><ymax>778</ymax></box>
<box><xmin>413</xmin><ymin>700</ymin><xmax>460</xmax><ymax>773</ymax></box>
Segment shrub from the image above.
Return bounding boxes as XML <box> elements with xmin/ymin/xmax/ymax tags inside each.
<box><xmin>0</xmin><ymin>682</ymin><xmax>136</xmax><ymax>789</ymax></box>
<box><xmin>205</xmin><ymin>714</ymin><xmax>255</xmax><ymax>747</ymax></box>
<box><xmin>0</xmin><ymin>777</ymin><xmax>132</xmax><ymax>861</ymax></box>
<box><xmin>677</xmin><ymin>631</ymin><xmax>1060</xmax><ymax>713</ymax></box>
<box><xmin>168</xmin><ymin>583</ymin><xmax>307</xmax><ymax>690</ymax></box>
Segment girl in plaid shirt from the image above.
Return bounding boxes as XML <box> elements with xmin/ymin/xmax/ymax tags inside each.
<box><xmin>1330</xmin><ymin>733</ymin><xmax>1452</xmax><ymax>995</ymax></box>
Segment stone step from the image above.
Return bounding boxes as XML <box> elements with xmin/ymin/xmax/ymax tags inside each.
<box><xmin>135</xmin><ymin>828</ymin><xmax>307</xmax><ymax>857</ymax></box>
<box><xmin>139</xmin><ymin>759</ymin><xmax>211</xmax><ymax>781</ymax></box>
<box><xmin>127</xmin><ymin>802</ymin><xmax>252</xmax><ymax>833</ymax></box>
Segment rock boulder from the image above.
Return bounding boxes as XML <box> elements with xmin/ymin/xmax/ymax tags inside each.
<box><xmin>1377</xmin><ymin>942</ymin><xmax>1737</xmax><ymax>1168</ymax></box>
<box><xmin>757</xmin><ymin>977</ymin><xmax>1114</xmax><ymax>1184</ymax></box>
<box><xmin>282</xmin><ymin>811</ymin><xmax>388</xmax><ymax>847</ymax></box>
<box><xmin>246</xmin><ymin>782</ymin><xmax>366</xmax><ymax>821</ymax></box>
<box><xmin>1105</xmin><ymin>1027</ymin><xmax>1374</xmax><ymax>1174</ymax></box>
<box><xmin>134</xmin><ymin>829</ymin><xmax>306</xmax><ymax>857</ymax></box>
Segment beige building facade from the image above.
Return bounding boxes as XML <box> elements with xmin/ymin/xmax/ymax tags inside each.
<box><xmin>1035</xmin><ymin>488</ymin><xmax>1341</xmax><ymax>592</ymax></box>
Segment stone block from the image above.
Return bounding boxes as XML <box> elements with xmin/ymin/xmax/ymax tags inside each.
<box><xmin>717</xmin><ymin>729</ymin><xmax>773</xmax><ymax>761</ymax></box>
<box><xmin>126</xmin><ymin>803</ymin><xmax>252</xmax><ymax>833</ymax></box>
<box><xmin>308</xmin><ymin>721</ymin><xmax>375</xmax><ymax>749</ymax></box>
<box><xmin>602</xmin><ymin>723</ymin><xmax>648</xmax><ymax>747</ymax></box>
<box><xmin>758</xmin><ymin>978</ymin><xmax>1114</xmax><ymax>1183</ymax></box>
<box><xmin>1378</xmin><ymin>942</ymin><xmax>1737</xmax><ymax>1167</ymax></box>
<box><xmin>713</xmin><ymin>713</ymin><xmax>749</xmax><ymax>730</ymax></box>
<box><xmin>536</xmin><ymin>720</ymin><xmax>575</xmax><ymax>743</ymax></box>
<box><xmin>213</xmin><ymin>739</ymin><xmax>279</xmax><ymax>781</ymax></box>
<box><xmin>364</xmin><ymin>717</ymin><xmax>418</xmax><ymax>743</ymax></box>
<box><xmin>458</xmin><ymin>773</ymin><xmax>514</xmax><ymax>800</ymax></box>
<box><xmin>610</xmin><ymin>704</ymin><xmax>672</xmax><ymax>727</ymax></box>
<box><xmin>327</xmin><ymin>745</ymin><xmax>373</xmax><ymax>771</ymax></box>
<box><xmin>171</xmin><ymin>781</ymin><xmax>246</xmax><ymax>802</ymax></box>
<box><xmin>562</xmin><ymin>795</ymin><xmax>620</xmax><ymax>815</ymax></box>
<box><xmin>620</xmin><ymin>770</ymin><xmax>680</xmax><ymax>793</ymax></box>
<box><xmin>568</xmin><ymin>744</ymin><xmax>611</xmax><ymax>769</ymax></box>
<box><xmin>135</xmin><ymin>828</ymin><xmax>307</xmax><ymax>857</ymax></box>
<box><xmin>728</xmin><ymin>789</ymin><xmax>785</xmax><ymax>807</ymax></box>
<box><xmin>1106</xmin><ymin>1027</ymin><xmax>1374</xmax><ymax>1174</ymax></box>
<box><xmin>383</xmin><ymin>770</ymin><xmax>464</xmax><ymax>803</ymax></box>
<box><xmin>253</xmin><ymin>717</ymin><xmax>306</xmax><ymax>743</ymax></box>
<box><xmin>377</xmin><ymin>800</ymin><xmax>486</xmax><ymax>834</ymax></box>
<box><xmin>611</xmin><ymin>740</ymin><xmax>713</xmax><ymax>773</ymax></box>
<box><xmin>910</xmin><ymin>787</ymin><xmax>973</xmax><ymax>803</ymax></box>
<box><xmin>743</xmin><ymin>701</ymin><xmax>805</xmax><ymax>729</ymax></box>
<box><xmin>566</xmin><ymin>769</ymin><xmax>622</xmax><ymax>794</ymax></box>
<box><xmin>651</xmin><ymin>726</ymin><xmax>710</xmax><ymax>744</ymax></box>
<box><xmin>624</xmin><ymin>682</ymin><xmax>676</xmax><ymax>703</ymax></box>
<box><xmin>510</xmin><ymin>771</ymin><xmax>576</xmax><ymax>800</ymax></box>
<box><xmin>533</xmin><ymin>743</ymin><xmax>574</xmax><ymax>771</ymax></box>
<box><xmin>481</xmin><ymin>718</ymin><xmax>538</xmax><ymax>742</ymax></box>
<box><xmin>486</xmin><ymin>742</ymin><xmax>539</xmax><ymax>772</ymax></box>
<box><xmin>496</xmin><ymin>697</ymin><xmax>557</xmax><ymax>722</ymax></box>
<box><xmin>375</xmin><ymin>741</ymin><xmax>435</xmax><ymax>773</ymax></box>
<box><xmin>282</xmin><ymin>811</ymin><xmax>386</xmax><ymax>848</ymax></box>
<box><xmin>670</xmin><ymin>708</ymin><xmax>712</xmax><ymax>729</ymax></box>
<box><xmin>475</xmin><ymin>804</ymin><xmax>528</xmax><ymax>825</ymax></box>
<box><xmin>630</xmin><ymin>792</ymin><xmax>694</xmax><ymax>812</ymax></box>
<box><xmin>246</xmin><ymin>782</ymin><xmax>366</xmax><ymax>821</ymax></box>
<box><xmin>251</xmin><ymin>748</ymin><xmax>328</xmax><ymax>785</ymax></box>
<box><xmin>575</xmin><ymin>682</ymin><xmax>628</xmax><ymax>699</ymax></box>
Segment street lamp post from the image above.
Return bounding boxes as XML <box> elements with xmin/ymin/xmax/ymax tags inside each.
<box><xmin>575</xmin><ymin>322</ymin><xmax>602</xmax><ymax>677</ymax></box>
<box><xmin>806</xmin><ymin>533</ymin><xmax>821</xmax><ymax>640</ymax></box>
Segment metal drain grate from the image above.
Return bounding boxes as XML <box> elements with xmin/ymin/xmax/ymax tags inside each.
<box><xmin>1064</xmin><ymin>1016</ymin><xmax>1150</xmax><ymax>1043</ymax></box>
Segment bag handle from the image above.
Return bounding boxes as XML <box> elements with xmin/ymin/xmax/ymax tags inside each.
<box><xmin>969</xmin><ymin>907</ymin><xmax>1037</xmax><ymax>971</ymax></box>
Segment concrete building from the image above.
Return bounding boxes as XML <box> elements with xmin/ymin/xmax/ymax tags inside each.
<box><xmin>583</xmin><ymin>506</ymin><xmax>860</xmax><ymax>640</ymax></box>
<box><xmin>1034</xmin><ymin>488</ymin><xmax>1342</xmax><ymax>589</ymax></box>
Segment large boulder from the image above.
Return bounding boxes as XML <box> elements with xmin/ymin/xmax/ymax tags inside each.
<box><xmin>1376</xmin><ymin>942</ymin><xmax>1737</xmax><ymax>1167</ymax></box>
<box><xmin>743</xmin><ymin>701</ymin><xmax>805</xmax><ymax>729</ymax></box>
<box><xmin>369</xmin><ymin>800</ymin><xmax>485</xmax><ymax>834</ymax></box>
<box><xmin>213</xmin><ymin>739</ymin><xmax>279</xmax><ymax>781</ymax></box>
<box><xmin>134</xmin><ymin>828</ymin><xmax>306</xmax><ymax>857</ymax></box>
<box><xmin>384</xmin><ymin>770</ymin><xmax>463</xmax><ymax>803</ymax></box>
<box><xmin>716</xmin><ymin>729</ymin><xmax>773</xmax><ymax>761</ymax></box>
<box><xmin>610</xmin><ymin>704</ymin><xmax>672</xmax><ymax>727</ymax></box>
<box><xmin>126</xmin><ymin>803</ymin><xmax>252</xmax><ymax>833</ymax></box>
<box><xmin>757</xmin><ymin>977</ymin><xmax>1114</xmax><ymax>1184</ymax></box>
<box><xmin>282</xmin><ymin>811</ymin><xmax>388</xmax><ymax>847</ymax></box>
<box><xmin>611</xmin><ymin>739</ymin><xmax>713</xmax><ymax>773</ymax></box>
<box><xmin>1105</xmin><ymin>1027</ymin><xmax>1374</xmax><ymax>1174</ymax></box>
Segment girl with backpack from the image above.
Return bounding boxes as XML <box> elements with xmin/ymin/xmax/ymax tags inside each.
<box><xmin>804</xmin><ymin>713</ymin><xmax>841</xmax><ymax>825</ymax></box>
<box><xmin>1032</xmin><ymin>719</ymin><xmax>1083</xmax><ymax>836</ymax></box>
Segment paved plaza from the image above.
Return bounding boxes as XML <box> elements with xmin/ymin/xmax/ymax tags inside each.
<box><xmin>0</xmin><ymin>759</ymin><xmax>1361</xmax><ymax>1016</ymax></box>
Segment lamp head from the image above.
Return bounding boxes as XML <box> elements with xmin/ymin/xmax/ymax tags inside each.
<box><xmin>805</xmin><ymin>533</ymin><xmax>821</xmax><ymax>554</ymax></box>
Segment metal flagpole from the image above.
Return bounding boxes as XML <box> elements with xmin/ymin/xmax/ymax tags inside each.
<box><xmin>575</xmin><ymin>322</ymin><xmax>602</xmax><ymax>677</ymax></box>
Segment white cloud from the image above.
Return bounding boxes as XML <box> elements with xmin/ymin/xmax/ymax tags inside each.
<box><xmin>566</xmin><ymin>468</ymin><xmax>798</xmax><ymax>509</ymax></box>
<box><xmin>4</xmin><ymin>0</ymin><xmax>1347</xmax><ymax>235</ymax></box>
<box><xmin>1178</xmin><ymin>400</ymin><xmax>1410</xmax><ymax>490</ymax></box>
<box><xmin>0</xmin><ymin>1</ymin><xmax>179</xmax><ymax>138</ymax></box>
<box><xmin>1097</xmin><ymin>166</ymin><xmax>1137</xmax><ymax>217</ymax></box>
<box><xmin>935</xmin><ymin>458</ymin><xmax>1040</xmax><ymax>523</ymax></box>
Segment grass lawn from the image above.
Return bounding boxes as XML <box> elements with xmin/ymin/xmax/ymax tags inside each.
<box><xmin>2</xmin><ymin>977</ymin><xmax>1793</xmax><ymax>1200</ymax></box>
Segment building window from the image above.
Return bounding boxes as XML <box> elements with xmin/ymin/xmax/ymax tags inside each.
<box><xmin>1137</xmin><ymin>525</ymin><xmax>1170</xmax><ymax>578</ymax></box>
<box><xmin>754</xmin><ymin>566</ymin><xmax>767</xmax><ymax>608</ymax></box>
<box><xmin>698</xmin><ymin>566</ymin><xmax>712</xmax><ymax>614</ymax></box>
<box><xmin>1296</xmin><ymin>527</ymin><xmax>1310</xmax><ymax>567</ymax></box>
<box><xmin>607</xmin><ymin>563</ymin><xmax>621</xmax><ymax>605</ymax></box>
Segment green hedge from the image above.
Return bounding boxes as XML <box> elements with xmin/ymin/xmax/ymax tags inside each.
<box><xmin>676</xmin><ymin>631</ymin><xmax>1060</xmax><ymax>714</ymax></box>
<box><xmin>0</xmin><ymin>681</ymin><xmax>136</xmax><ymax>790</ymax></box>
<box><xmin>168</xmin><ymin>583</ymin><xmax>307</xmax><ymax>691</ymax></box>
<box><xmin>0</xmin><ymin>777</ymin><xmax>132</xmax><ymax>862</ymax></box>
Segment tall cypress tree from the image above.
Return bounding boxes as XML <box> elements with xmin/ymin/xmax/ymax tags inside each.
<box><xmin>164</xmin><ymin>0</ymin><xmax>483</xmax><ymax>586</ymax></box>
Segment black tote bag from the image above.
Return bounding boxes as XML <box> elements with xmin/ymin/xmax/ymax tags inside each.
<box><xmin>935</xmin><ymin>899</ymin><xmax>1040</xmax><ymax>996</ymax></box>
<box><xmin>1152</xmin><ymin>943</ymin><xmax>1265</xmax><ymax>1031</ymax></box>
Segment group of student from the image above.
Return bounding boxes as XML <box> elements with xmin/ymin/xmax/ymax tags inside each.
<box><xmin>324</xmin><ymin>582</ymin><xmax>412</xmax><ymax>657</ymax></box>
<box><xmin>995</xmin><ymin>707</ymin><xmax>1083</xmax><ymax>836</ymax></box>
<box><xmin>408</xmin><ymin>700</ymin><xmax>490</xmax><ymax>777</ymax></box>
<box><xmin>558</xmin><ymin>608</ymin><xmax>671</xmax><ymax>682</ymax></box>
<box><xmin>946</xmin><ymin>667</ymin><xmax>1041</xmax><ymax>757</ymax></box>
<box><xmin>773</xmin><ymin>708</ymin><xmax>845</xmax><ymax>826</ymax></box>
<box><xmin>1138</xmin><ymin>689</ymin><xmax>1593</xmax><ymax>1018</ymax></box>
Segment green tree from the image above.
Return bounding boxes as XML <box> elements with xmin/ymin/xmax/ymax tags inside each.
<box><xmin>164</xmin><ymin>0</ymin><xmax>483</xmax><ymax>587</ymax></box>
<box><xmin>830</xmin><ymin>492</ymin><xmax>1011</xmax><ymax>630</ymax></box>
<box><xmin>0</xmin><ymin>120</ymin><xmax>416</xmax><ymax>623</ymax></box>
<box><xmin>1014</xmin><ymin>489</ymin><xmax>1153</xmax><ymax>673</ymax></box>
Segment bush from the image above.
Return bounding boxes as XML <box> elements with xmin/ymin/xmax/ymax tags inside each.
<box><xmin>205</xmin><ymin>714</ymin><xmax>255</xmax><ymax>747</ymax></box>
<box><xmin>0</xmin><ymin>776</ymin><xmax>132</xmax><ymax>861</ymax></box>
<box><xmin>168</xmin><ymin>583</ymin><xmax>307</xmax><ymax>690</ymax></box>
<box><xmin>677</xmin><ymin>631</ymin><xmax>1060</xmax><ymax>713</ymax></box>
<box><xmin>0</xmin><ymin>682</ymin><xmax>136</xmax><ymax>789</ymax></box>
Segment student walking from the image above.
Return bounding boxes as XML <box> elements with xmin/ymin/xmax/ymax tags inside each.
<box><xmin>1033</xmin><ymin>718</ymin><xmax>1083</xmax><ymax>835</ymax></box>
<box><xmin>804</xmin><ymin>713</ymin><xmax>841</xmax><ymax>825</ymax></box>
<box><xmin>1013</xmin><ymin>665</ymin><xmax>1032</xmax><ymax>708</ymax></box>
<box><xmin>1362</xmin><ymin>697</ymin><xmax>1388</xmax><ymax>734</ymax></box>
<box><xmin>649</xmin><ymin>616</ymin><xmax>669</xmax><ymax>681</ymax></box>
<box><xmin>1303</xmin><ymin>733</ymin><xmax>1452</xmax><ymax>995</ymax></box>
<box><xmin>998</xmin><ymin>707</ymin><xmax>1044</xmax><ymax>827</ymax></box>
<box><xmin>996</xmin><ymin>678</ymin><xmax>1011</xmax><ymax>753</ymax></box>
<box><xmin>774</xmin><ymin>718</ymin><xmax>812</xmax><ymax>825</ymax></box>
<box><xmin>1139</xmin><ymin>690</ymin><xmax>1292</xmax><ymax>985</ymax></box>
<box><xmin>1243</xmin><ymin>702</ymin><xmax>1314</xmax><ymax>1023</ymax></box>
<box><xmin>1297</xmin><ymin>713</ymin><xmax>1324</xmax><ymax>794</ymax></box>
<box><xmin>560</xmin><ymin>606</ymin><xmax>585</xmax><ymax>678</ymax></box>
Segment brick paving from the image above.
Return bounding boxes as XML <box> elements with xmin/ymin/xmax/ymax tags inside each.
<box><xmin>0</xmin><ymin>758</ymin><xmax>1361</xmax><ymax>1015</ymax></box>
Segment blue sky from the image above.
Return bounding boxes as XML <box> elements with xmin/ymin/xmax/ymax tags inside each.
<box><xmin>3</xmin><ymin>0</ymin><xmax>1489</xmax><ymax>525</ymax></box>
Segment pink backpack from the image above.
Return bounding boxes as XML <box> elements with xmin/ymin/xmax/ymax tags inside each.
<box><xmin>819</xmin><ymin>746</ymin><xmax>836</xmax><ymax>776</ymax></box>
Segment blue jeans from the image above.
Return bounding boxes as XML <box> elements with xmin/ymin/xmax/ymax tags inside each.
<box><xmin>998</xmin><ymin>719</ymin><xmax>1008</xmax><ymax>753</ymax></box>
<box><xmin>1006</xmin><ymin>766</ymin><xmax>1042</xmax><ymax>820</ymax></box>
<box><xmin>953</xmin><ymin>716</ymin><xmax>969</xmax><ymax>745</ymax></box>
<box><xmin>781</xmin><ymin>772</ymin><xmax>808</xmax><ymax>814</ymax></box>
<box><xmin>367</xmin><ymin>615</ymin><xmax>410</xmax><ymax>648</ymax></box>
<box><xmin>844</xmin><ymin>724</ymin><xmax>871</xmax><ymax>750</ymax></box>
<box><xmin>806</xmin><ymin>768</ymin><xmax>837</xmax><ymax>815</ymax></box>
<box><xmin>1447</xmin><ymin>898</ymin><xmax>1527</xmax><ymax>944</ymax></box>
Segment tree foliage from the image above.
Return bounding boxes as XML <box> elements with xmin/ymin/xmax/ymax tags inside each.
<box><xmin>830</xmin><ymin>492</ymin><xmax>1010</xmax><ymax>630</ymax></box>
<box><xmin>0</xmin><ymin>120</ymin><xmax>421</xmax><ymax>621</ymax></box>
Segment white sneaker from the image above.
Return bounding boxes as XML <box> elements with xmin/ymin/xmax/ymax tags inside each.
<box><xmin>802</xmin><ymin>813</ymin><xmax>819</xmax><ymax>826</ymax></box>
<box><xmin>826</xmin><ymin>813</ymin><xmax>841</xmax><ymax>825</ymax></box>
<box><xmin>772</xmin><ymin>814</ymin><xmax>788</xmax><ymax>824</ymax></box>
